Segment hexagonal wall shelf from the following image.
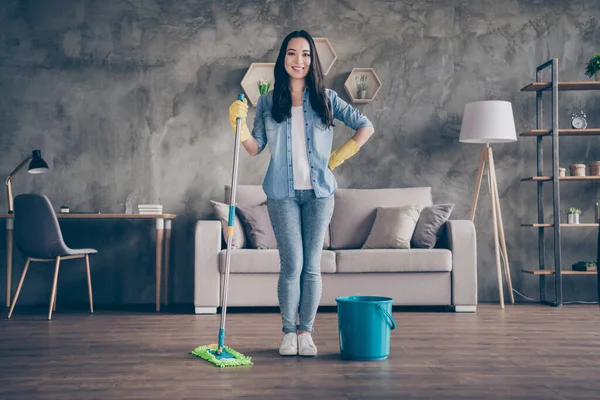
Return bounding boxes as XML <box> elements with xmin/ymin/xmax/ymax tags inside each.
<box><xmin>241</xmin><ymin>62</ymin><xmax>275</xmax><ymax>107</ymax></box>
<box><xmin>343</xmin><ymin>68</ymin><xmax>382</xmax><ymax>104</ymax></box>
<box><xmin>314</xmin><ymin>38</ymin><xmax>337</xmax><ymax>75</ymax></box>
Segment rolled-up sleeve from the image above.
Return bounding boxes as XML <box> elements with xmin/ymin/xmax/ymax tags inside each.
<box><xmin>329</xmin><ymin>89</ymin><xmax>373</xmax><ymax>131</ymax></box>
<box><xmin>251</xmin><ymin>95</ymin><xmax>268</xmax><ymax>154</ymax></box>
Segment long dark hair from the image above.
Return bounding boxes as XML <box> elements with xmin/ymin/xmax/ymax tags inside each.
<box><xmin>271</xmin><ymin>30</ymin><xmax>334</xmax><ymax>128</ymax></box>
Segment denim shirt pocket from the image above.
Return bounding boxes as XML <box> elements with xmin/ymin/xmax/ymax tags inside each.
<box><xmin>263</xmin><ymin>111</ymin><xmax>287</xmax><ymax>151</ymax></box>
<box><xmin>264</xmin><ymin>112</ymin><xmax>277</xmax><ymax>131</ymax></box>
<box><xmin>313</xmin><ymin>118</ymin><xmax>332</xmax><ymax>134</ymax></box>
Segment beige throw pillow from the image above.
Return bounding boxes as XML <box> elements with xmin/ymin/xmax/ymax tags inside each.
<box><xmin>362</xmin><ymin>205</ymin><xmax>421</xmax><ymax>249</ymax></box>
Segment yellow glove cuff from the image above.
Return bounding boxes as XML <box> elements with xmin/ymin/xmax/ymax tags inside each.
<box><xmin>328</xmin><ymin>138</ymin><xmax>360</xmax><ymax>170</ymax></box>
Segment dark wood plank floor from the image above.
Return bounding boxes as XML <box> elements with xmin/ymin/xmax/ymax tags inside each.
<box><xmin>1</xmin><ymin>304</ymin><xmax>599</xmax><ymax>399</ymax></box>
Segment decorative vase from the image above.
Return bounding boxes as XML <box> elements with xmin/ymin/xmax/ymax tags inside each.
<box><xmin>589</xmin><ymin>161</ymin><xmax>600</xmax><ymax>176</ymax></box>
<box><xmin>567</xmin><ymin>213</ymin><xmax>579</xmax><ymax>224</ymax></box>
<box><xmin>596</xmin><ymin>70</ymin><xmax>600</xmax><ymax>81</ymax></box>
<box><xmin>569</xmin><ymin>164</ymin><xmax>586</xmax><ymax>176</ymax></box>
<box><xmin>357</xmin><ymin>90</ymin><xmax>367</xmax><ymax>99</ymax></box>
<box><xmin>258</xmin><ymin>85</ymin><xmax>268</xmax><ymax>95</ymax></box>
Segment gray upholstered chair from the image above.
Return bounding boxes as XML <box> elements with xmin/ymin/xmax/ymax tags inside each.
<box><xmin>8</xmin><ymin>194</ymin><xmax>97</xmax><ymax>320</ymax></box>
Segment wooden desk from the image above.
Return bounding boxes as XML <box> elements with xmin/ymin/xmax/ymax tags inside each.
<box><xmin>1</xmin><ymin>213</ymin><xmax>176</xmax><ymax>312</ymax></box>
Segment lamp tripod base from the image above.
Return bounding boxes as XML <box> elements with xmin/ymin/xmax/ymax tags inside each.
<box><xmin>470</xmin><ymin>145</ymin><xmax>514</xmax><ymax>309</ymax></box>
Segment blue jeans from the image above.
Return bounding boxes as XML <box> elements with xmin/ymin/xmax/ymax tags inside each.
<box><xmin>267</xmin><ymin>190</ymin><xmax>335</xmax><ymax>333</ymax></box>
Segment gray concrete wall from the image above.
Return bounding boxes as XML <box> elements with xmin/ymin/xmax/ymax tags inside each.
<box><xmin>1</xmin><ymin>0</ymin><xmax>599</xmax><ymax>307</ymax></box>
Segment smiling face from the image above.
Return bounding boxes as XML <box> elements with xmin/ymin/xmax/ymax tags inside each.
<box><xmin>284</xmin><ymin>37</ymin><xmax>311</xmax><ymax>81</ymax></box>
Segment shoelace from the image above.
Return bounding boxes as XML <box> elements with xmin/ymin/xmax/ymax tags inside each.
<box><xmin>298</xmin><ymin>334</ymin><xmax>315</xmax><ymax>349</ymax></box>
<box><xmin>283</xmin><ymin>333</ymin><xmax>296</xmax><ymax>347</ymax></box>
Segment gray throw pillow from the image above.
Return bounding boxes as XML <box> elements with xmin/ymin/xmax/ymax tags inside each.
<box><xmin>210</xmin><ymin>200</ymin><xmax>247</xmax><ymax>249</ymax></box>
<box><xmin>236</xmin><ymin>203</ymin><xmax>278</xmax><ymax>250</ymax></box>
<box><xmin>362</xmin><ymin>205</ymin><xmax>421</xmax><ymax>249</ymax></box>
<box><xmin>411</xmin><ymin>204</ymin><xmax>454</xmax><ymax>249</ymax></box>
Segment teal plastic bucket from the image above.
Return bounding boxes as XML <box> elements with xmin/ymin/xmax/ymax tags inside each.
<box><xmin>336</xmin><ymin>296</ymin><xmax>396</xmax><ymax>361</ymax></box>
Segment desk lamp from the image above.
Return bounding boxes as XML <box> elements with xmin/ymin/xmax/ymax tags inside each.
<box><xmin>5</xmin><ymin>150</ymin><xmax>49</xmax><ymax>213</ymax></box>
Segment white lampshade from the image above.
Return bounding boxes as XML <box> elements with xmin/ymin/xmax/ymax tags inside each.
<box><xmin>459</xmin><ymin>100</ymin><xmax>517</xmax><ymax>144</ymax></box>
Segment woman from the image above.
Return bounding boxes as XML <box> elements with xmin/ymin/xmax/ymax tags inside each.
<box><xmin>228</xmin><ymin>30</ymin><xmax>375</xmax><ymax>356</ymax></box>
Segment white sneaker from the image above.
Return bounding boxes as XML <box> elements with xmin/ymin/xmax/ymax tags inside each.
<box><xmin>298</xmin><ymin>332</ymin><xmax>317</xmax><ymax>356</ymax></box>
<box><xmin>279</xmin><ymin>332</ymin><xmax>298</xmax><ymax>356</ymax></box>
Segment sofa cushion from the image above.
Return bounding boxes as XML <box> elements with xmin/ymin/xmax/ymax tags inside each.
<box><xmin>225</xmin><ymin>185</ymin><xmax>331</xmax><ymax>249</ymax></box>
<box><xmin>330</xmin><ymin>187</ymin><xmax>433</xmax><ymax>249</ymax></box>
<box><xmin>236</xmin><ymin>203</ymin><xmax>278</xmax><ymax>249</ymax></box>
<box><xmin>362</xmin><ymin>205</ymin><xmax>421</xmax><ymax>249</ymax></box>
<box><xmin>335</xmin><ymin>249</ymin><xmax>452</xmax><ymax>273</ymax></box>
<box><xmin>412</xmin><ymin>204</ymin><xmax>455</xmax><ymax>249</ymax></box>
<box><xmin>210</xmin><ymin>200</ymin><xmax>246</xmax><ymax>249</ymax></box>
<box><xmin>219</xmin><ymin>249</ymin><xmax>337</xmax><ymax>273</ymax></box>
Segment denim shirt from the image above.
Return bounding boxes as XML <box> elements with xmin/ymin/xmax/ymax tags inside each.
<box><xmin>251</xmin><ymin>88</ymin><xmax>373</xmax><ymax>199</ymax></box>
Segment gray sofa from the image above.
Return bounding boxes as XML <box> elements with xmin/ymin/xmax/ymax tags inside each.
<box><xmin>194</xmin><ymin>185</ymin><xmax>477</xmax><ymax>314</ymax></box>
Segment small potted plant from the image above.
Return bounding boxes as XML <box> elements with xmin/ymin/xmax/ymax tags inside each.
<box><xmin>572</xmin><ymin>261</ymin><xmax>597</xmax><ymax>272</ymax></box>
<box><xmin>566</xmin><ymin>207</ymin><xmax>581</xmax><ymax>224</ymax></box>
<box><xmin>257</xmin><ymin>79</ymin><xmax>271</xmax><ymax>95</ymax></box>
<box><xmin>60</xmin><ymin>205</ymin><xmax>70</xmax><ymax>214</ymax></box>
<box><xmin>585</xmin><ymin>53</ymin><xmax>600</xmax><ymax>81</ymax></box>
<box><xmin>355</xmin><ymin>74</ymin><xmax>368</xmax><ymax>99</ymax></box>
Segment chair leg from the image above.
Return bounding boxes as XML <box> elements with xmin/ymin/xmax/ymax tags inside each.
<box><xmin>8</xmin><ymin>258</ymin><xmax>31</xmax><ymax>319</ymax></box>
<box><xmin>85</xmin><ymin>255</ymin><xmax>94</xmax><ymax>313</ymax></box>
<box><xmin>48</xmin><ymin>257</ymin><xmax>61</xmax><ymax>320</ymax></box>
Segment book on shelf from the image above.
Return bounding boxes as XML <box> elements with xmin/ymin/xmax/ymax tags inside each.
<box><xmin>137</xmin><ymin>204</ymin><xmax>163</xmax><ymax>214</ymax></box>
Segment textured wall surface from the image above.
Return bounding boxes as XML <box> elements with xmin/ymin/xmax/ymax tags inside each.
<box><xmin>1</xmin><ymin>0</ymin><xmax>599</xmax><ymax>307</ymax></box>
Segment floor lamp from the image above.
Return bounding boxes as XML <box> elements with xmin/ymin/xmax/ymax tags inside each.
<box><xmin>459</xmin><ymin>101</ymin><xmax>517</xmax><ymax>309</ymax></box>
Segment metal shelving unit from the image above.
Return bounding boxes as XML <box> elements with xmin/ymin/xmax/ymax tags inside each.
<box><xmin>519</xmin><ymin>58</ymin><xmax>600</xmax><ymax>306</ymax></box>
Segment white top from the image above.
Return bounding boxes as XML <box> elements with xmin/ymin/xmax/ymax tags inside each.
<box><xmin>291</xmin><ymin>106</ymin><xmax>313</xmax><ymax>190</ymax></box>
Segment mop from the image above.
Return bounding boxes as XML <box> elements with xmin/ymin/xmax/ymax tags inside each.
<box><xmin>191</xmin><ymin>94</ymin><xmax>253</xmax><ymax>367</ymax></box>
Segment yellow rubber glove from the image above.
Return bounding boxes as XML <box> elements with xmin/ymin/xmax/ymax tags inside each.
<box><xmin>328</xmin><ymin>138</ymin><xmax>360</xmax><ymax>171</ymax></box>
<box><xmin>228</xmin><ymin>98</ymin><xmax>251</xmax><ymax>142</ymax></box>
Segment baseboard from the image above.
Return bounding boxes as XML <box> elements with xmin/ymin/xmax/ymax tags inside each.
<box><xmin>195</xmin><ymin>307</ymin><xmax>217</xmax><ymax>314</ymax></box>
<box><xmin>453</xmin><ymin>305</ymin><xmax>477</xmax><ymax>313</ymax></box>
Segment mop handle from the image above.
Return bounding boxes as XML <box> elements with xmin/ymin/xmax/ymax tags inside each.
<box><xmin>218</xmin><ymin>93</ymin><xmax>245</xmax><ymax>352</ymax></box>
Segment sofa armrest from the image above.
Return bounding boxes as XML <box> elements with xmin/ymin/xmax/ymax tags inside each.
<box><xmin>445</xmin><ymin>220</ymin><xmax>477</xmax><ymax>306</ymax></box>
<box><xmin>194</xmin><ymin>221</ymin><xmax>222</xmax><ymax>312</ymax></box>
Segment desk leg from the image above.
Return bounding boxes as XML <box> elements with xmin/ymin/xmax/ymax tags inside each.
<box><xmin>6</xmin><ymin>219</ymin><xmax>13</xmax><ymax>308</ymax></box>
<box><xmin>164</xmin><ymin>220</ymin><xmax>171</xmax><ymax>305</ymax></box>
<box><xmin>155</xmin><ymin>218</ymin><xmax>164</xmax><ymax>312</ymax></box>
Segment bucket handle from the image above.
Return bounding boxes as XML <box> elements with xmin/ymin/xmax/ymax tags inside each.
<box><xmin>377</xmin><ymin>304</ymin><xmax>396</xmax><ymax>330</ymax></box>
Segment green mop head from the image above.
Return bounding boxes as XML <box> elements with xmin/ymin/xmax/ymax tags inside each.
<box><xmin>192</xmin><ymin>344</ymin><xmax>253</xmax><ymax>368</ymax></box>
